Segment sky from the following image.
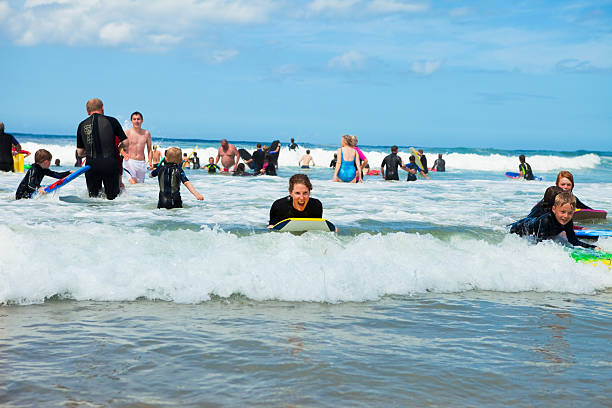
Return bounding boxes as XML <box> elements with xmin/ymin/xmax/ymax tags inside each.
<box><xmin>0</xmin><ymin>0</ymin><xmax>611</xmax><ymax>150</ymax></box>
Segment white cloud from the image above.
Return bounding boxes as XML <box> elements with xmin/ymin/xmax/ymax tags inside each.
<box><xmin>0</xmin><ymin>1</ymin><xmax>11</xmax><ymax>21</ymax></box>
<box><xmin>328</xmin><ymin>50</ymin><xmax>366</xmax><ymax>70</ymax></box>
<box><xmin>367</xmin><ymin>0</ymin><xmax>428</xmax><ymax>13</ymax></box>
<box><xmin>411</xmin><ymin>60</ymin><xmax>441</xmax><ymax>75</ymax></box>
<box><xmin>99</xmin><ymin>22</ymin><xmax>132</xmax><ymax>46</ymax></box>
<box><xmin>207</xmin><ymin>49</ymin><xmax>239</xmax><ymax>64</ymax></box>
<box><xmin>307</xmin><ymin>0</ymin><xmax>362</xmax><ymax>15</ymax></box>
<box><xmin>449</xmin><ymin>7</ymin><xmax>470</xmax><ymax>17</ymax></box>
<box><xmin>24</xmin><ymin>0</ymin><xmax>71</xmax><ymax>8</ymax></box>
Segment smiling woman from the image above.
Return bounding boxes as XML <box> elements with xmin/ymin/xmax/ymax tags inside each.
<box><xmin>267</xmin><ymin>173</ymin><xmax>323</xmax><ymax>227</ymax></box>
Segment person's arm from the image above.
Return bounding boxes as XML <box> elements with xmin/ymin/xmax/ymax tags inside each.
<box><xmin>43</xmin><ymin>168</ymin><xmax>71</xmax><ymax>179</ymax></box>
<box><xmin>233</xmin><ymin>147</ymin><xmax>239</xmax><ymax>171</ymax></box>
<box><xmin>215</xmin><ymin>148</ymin><xmax>221</xmax><ymax>165</ymax></box>
<box><xmin>353</xmin><ymin>150</ymin><xmax>361</xmax><ymax>183</ymax></box>
<box><xmin>146</xmin><ymin>131</ymin><xmax>152</xmax><ymax>167</ymax></box>
<box><xmin>112</xmin><ymin>117</ymin><xmax>129</xmax><ymax>152</ymax></box>
<box><xmin>150</xmin><ymin>166</ymin><xmax>160</xmax><ymax>177</ymax></box>
<box><xmin>268</xmin><ymin>199</ymin><xmax>281</xmax><ymax>227</ymax></box>
<box><xmin>184</xmin><ymin>181</ymin><xmax>203</xmax><ymax>201</ymax></box>
<box><xmin>419</xmin><ymin>169</ymin><xmax>430</xmax><ymax>180</ymax></box>
<box><xmin>332</xmin><ymin>149</ymin><xmax>341</xmax><ymax>181</ymax></box>
<box><xmin>311</xmin><ymin>157</ymin><xmax>315</xmax><ymax>167</ymax></box>
<box><xmin>574</xmin><ymin>196</ymin><xmax>592</xmax><ymax>210</ymax></box>
<box><xmin>565</xmin><ymin>223</ymin><xmax>598</xmax><ymax>249</ymax></box>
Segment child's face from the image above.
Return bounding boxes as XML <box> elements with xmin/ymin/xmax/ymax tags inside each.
<box><xmin>209</xmin><ymin>158</ymin><xmax>214</xmax><ymax>164</ymax></box>
<box><xmin>40</xmin><ymin>160</ymin><xmax>51</xmax><ymax>169</ymax></box>
<box><xmin>552</xmin><ymin>203</ymin><xmax>574</xmax><ymax>225</ymax></box>
<box><xmin>557</xmin><ymin>177</ymin><xmax>573</xmax><ymax>192</ymax></box>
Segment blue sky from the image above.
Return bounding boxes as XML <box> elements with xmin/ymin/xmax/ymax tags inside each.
<box><xmin>1</xmin><ymin>0</ymin><xmax>611</xmax><ymax>150</ymax></box>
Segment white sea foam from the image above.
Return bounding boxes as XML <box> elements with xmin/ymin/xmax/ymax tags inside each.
<box><xmin>18</xmin><ymin>141</ymin><xmax>602</xmax><ymax>172</ymax></box>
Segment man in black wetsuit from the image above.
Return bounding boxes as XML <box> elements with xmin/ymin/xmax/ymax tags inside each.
<box><xmin>0</xmin><ymin>122</ymin><xmax>21</xmax><ymax>172</ymax></box>
<box><xmin>76</xmin><ymin>98</ymin><xmax>128</xmax><ymax>200</ymax></box>
<box><xmin>269</xmin><ymin>140</ymin><xmax>281</xmax><ymax>169</ymax></box>
<box><xmin>433</xmin><ymin>154</ymin><xmax>445</xmax><ymax>172</ymax></box>
<box><xmin>510</xmin><ymin>192</ymin><xmax>599</xmax><ymax>250</ymax></box>
<box><xmin>288</xmin><ymin>138</ymin><xmax>298</xmax><ymax>151</ymax></box>
<box><xmin>518</xmin><ymin>154</ymin><xmax>534</xmax><ymax>180</ymax></box>
<box><xmin>418</xmin><ymin>149</ymin><xmax>428</xmax><ymax>174</ymax></box>
<box><xmin>250</xmin><ymin>143</ymin><xmax>266</xmax><ymax>173</ymax></box>
<box><xmin>380</xmin><ymin>146</ymin><xmax>404</xmax><ymax>180</ymax></box>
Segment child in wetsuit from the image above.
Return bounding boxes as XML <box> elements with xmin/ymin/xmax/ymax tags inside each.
<box><xmin>16</xmin><ymin>149</ymin><xmax>72</xmax><ymax>199</ymax></box>
<box><xmin>518</xmin><ymin>154</ymin><xmax>534</xmax><ymax>180</ymax></box>
<box><xmin>510</xmin><ymin>192</ymin><xmax>599</xmax><ymax>250</ymax></box>
<box><xmin>204</xmin><ymin>157</ymin><xmax>221</xmax><ymax>173</ymax></box>
<box><xmin>151</xmin><ymin>147</ymin><xmax>203</xmax><ymax>209</ymax></box>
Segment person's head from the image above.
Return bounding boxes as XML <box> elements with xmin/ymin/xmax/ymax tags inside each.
<box><xmin>86</xmin><ymin>98</ymin><xmax>104</xmax><ymax>115</ymax></box>
<box><xmin>193</xmin><ymin>152</ymin><xmax>197</xmax><ymax>157</ymax></box>
<box><xmin>552</xmin><ymin>192</ymin><xmax>576</xmax><ymax>225</ymax></box>
<box><xmin>257</xmin><ymin>143</ymin><xmax>262</xmax><ymax>149</ymax></box>
<box><xmin>208</xmin><ymin>156</ymin><xmax>214</xmax><ymax>163</ymax></box>
<box><xmin>152</xmin><ymin>144</ymin><xmax>158</xmax><ymax>151</ymax></box>
<box><xmin>391</xmin><ymin>145</ymin><xmax>398</xmax><ymax>153</ymax></box>
<box><xmin>542</xmin><ymin>186</ymin><xmax>564</xmax><ymax>210</ymax></box>
<box><xmin>34</xmin><ymin>149</ymin><xmax>52</xmax><ymax>167</ymax></box>
<box><xmin>556</xmin><ymin>171</ymin><xmax>574</xmax><ymax>192</ymax></box>
<box><xmin>183</xmin><ymin>153</ymin><xmax>187</xmax><ymax>157</ymax></box>
<box><xmin>364</xmin><ymin>163</ymin><xmax>370</xmax><ymax>170</ymax></box>
<box><xmin>341</xmin><ymin>134</ymin><xmax>355</xmax><ymax>147</ymax></box>
<box><xmin>220</xmin><ymin>139</ymin><xmax>228</xmax><ymax>148</ymax></box>
<box><xmin>54</xmin><ymin>158</ymin><xmax>60</xmax><ymax>166</ymax></box>
<box><xmin>263</xmin><ymin>145</ymin><xmax>270</xmax><ymax>152</ymax></box>
<box><xmin>438</xmin><ymin>153</ymin><xmax>443</xmax><ymax>159</ymax></box>
<box><xmin>306</xmin><ymin>149</ymin><xmax>310</xmax><ymax>154</ymax></box>
<box><xmin>130</xmin><ymin>111</ymin><xmax>143</xmax><ymax>128</ymax></box>
<box><xmin>350</xmin><ymin>135</ymin><xmax>358</xmax><ymax>146</ymax></box>
<box><xmin>409</xmin><ymin>155</ymin><xmax>416</xmax><ymax>163</ymax></box>
<box><xmin>165</xmin><ymin>147</ymin><xmax>182</xmax><ymax>164</ymax></box>
<box><xmin>288</xmin><ymin>174</ymin><xmax>312</xmax><ymax>210</ymax></box>
<box><xmin>519</xmin><ymin>154</ymin><xmax>526</xmax><ymax>163</ymax></box>
<box><xmin>333</xmin><ymin>153</ymin><xmax>337</xmax><ymax>158</ymax></box>
<box><xmin>290</xmin><ymin>138</ymin><xmax>295</xmax><ymax>142</ymax></box>
<box><xmin>236</xmin><ymin>163</ymin><xmax>245</xmax><ymax>172</ymax></box>
<box><xmin>0</xmin><ymin>122</ymin><xmax>4</xmax><ymax>133</ymax></box>
<box><xmin>418</xmin><ymin>149</ymin><xmax>424</xmax><ymax>154</ymax></box>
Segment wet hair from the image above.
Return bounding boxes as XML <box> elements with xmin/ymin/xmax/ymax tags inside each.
<box><xmin>341</xmin><ymin>134</ymin><xmax>355</xmax><ymax>147</ymax></box>
<box><xmin>54</xmin><ymin>159</ymin><xmax>60</xmax><ymax>165</ymax></box>
<box><xmin>306</xmin><ymin>149</ymin><xmax>310</xmax><ymax>154</ymax></box>
<box><xmin>86</xmin><ymin>98</ymin><xmax>103</xmax><ymax>114</ymax></box>
<box><xmin>152</xmin><ymin>145</ymin><xmax>158</xmax><ymax>150</ymax></box>
<box><xmin>519</xmin><ymin>154</ymin><xmax>526</xmax><ymax>163</ymax></box>
<box><xmin>333</xmin><ymin>153</ymin><xmax>337</xmax><ymax>157</ymax></box>
<box><xmin>193</xmin><ymin>152</ymin><xmax>197</xmax><ymax>157</ymax></box>
<box><xmin>236</xmin><ymin>163</ymin><xmax>245</xmax><ymax>172</ymax></box>
<box><xmin>409</xmin><ymin>155</ymin><xmax>416</xmax><ymax>162</ymax></box>
<box><xmin>555</xmin><ymin>171</ymin><xmax>574</xmax><ymax>190</ymax></box>
<box><xmin>542</xmin><ymin>186</ymin><xmax>563</xmax><ymax>210</ymax></box>
<box><xmin>165</xmin><ymin>147</ymin><xmax>182</xmax><ymax>164</ymax></box>
<box><xmin>131</xmin><ymin>111</ymin><xmax>143</xmax><ymax>120</ymax></box>
<box><xmin>391</xmin><ymin>145</ymin><xmax>398</xmax><ymax>153</ymax></box>
<box><xmin>257</xmin><ymin>143</ymin><xmax>262</xmax><ymax>148</ymax></box>
<box><xmin>418</xmin><ymin>149</ymin><xmax>423</xmax><ymax>154</ymax></box>
<box><xmin>438</xmin><ymin>153</ymin><xmax>442</xmax><ymax>159</ymax></box>
<box><xmin>554</xmin><ymin>191</ymin><xmax>576</xmax><ymax>209</ymax></box>
<box><xmin>34</xmin><ymin>149</ymin><xmax>52</xmax><ymax>164</ymax></box>
<box><xmin>289</xmin><ymin>173</ymin><xmax>312</xmax><ymax>192</ymax></box>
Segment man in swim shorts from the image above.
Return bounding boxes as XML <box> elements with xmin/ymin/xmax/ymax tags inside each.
<box><xmin>123</xmin><ymin>111</ymin><xmax>152</xmax><ymax>183</ymax></box>
<box><xmin>215</xmin><ymin>139</ymin><xmax>239</xmax><ymax>172</ymax></box>
<box><xmin>299</xmin><ymin>150</ymin><xmax>315</xmax><ymax>168</ymax></box>
<box><xmin>76</xmin><ymin>98</ymin><xmax>128</xmax><ymax>200</ymax></box>
<box><xmin>380</xmin><ymin>146</ymin><xmax>404</xmax><ymax>180</ymax></box>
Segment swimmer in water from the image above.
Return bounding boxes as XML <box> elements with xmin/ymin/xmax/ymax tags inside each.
<box><xmin>332</xmin><ymin>134</ymin><xmax>361</xmax><ymax>183</ymax></box>
<box><xmin>16</xmin><ymin>149</ymin><xmax>72</xmax><ymax>199</ymax></box>
<box><xmin>150</xmin><ymin>147</ymin><xmax>203</xmax><ymax>209</ymax></box>
<box><xmin>403</xmin><ymin>155</ymin><xmax>430</xmax><ymax>181</ymax></box>
<box><xmin>204</xmin><ymin>157</ymin><xmax>221</xmax><ymax>173</ymax></box>
<box><xmin>510</xmin><ymin>192</ymin><xmax>600</xmax><ymax>250</ymax></box>
<box><xmin>381</xmin><ymin>145</ymin><xmax>404</xmax><ymax>181</ymax></box>
<box><xmin>555</xmin><ymin>171</ymin><xmax>592</xmax><ymax>209</ymax></box>
<box><xmin>268</xmin><ymin>174</ymin><xmax>324</xmax><ymax>227</ymax></box>
<box><xmin>518</xmin><ymin>154</ymin><xmax>534</xmax><ymax>180</ymax></box>
<box><xmin>432</xmin><ymin>154</ymin><xmax>445</xmax><ymax>172</ymax></box>
<box><xmin>298</xmin><ymin>150</ymin><xmax>315</xmax><ymax>169</ymax></box>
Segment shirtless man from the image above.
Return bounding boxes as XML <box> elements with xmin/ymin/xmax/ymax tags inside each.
<box><xmin>299</xmin><ymin>150</ymin><xmax>315</xmax><ymax>168</ymax></box>
<box><xmin>150</xmin><ymin>144</ymin><xmax>162</xmax><ymax>168</ymax></box>
<box><xmin>215</xmin><ymin>139</ymin><xmax>239</xmax><ymax>172</ymax></box>
<box><xmin>123</xmin><ymin>111</ymin><xmax>152</xmax><ymax>183</ymax></box>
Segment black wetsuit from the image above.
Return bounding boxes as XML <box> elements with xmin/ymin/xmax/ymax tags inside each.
<box><xmin>329</xmin><ymin>158</ymin><xmax>337</xmax><ymax>168</ymax></box>
<box><xmin>0</xmin><ymin>131</ymin><xmax>19</xmax><ymax>172</ymax></box>
<box><xmin>433</xmin><ymin>158</ymin><xmax>445</xmax><ymax>172</ymax></box>
<box><xmin>263</xmin><ymin>161</ymin><xmax>277</xmax><ymax>176</ymax></box>
<box><xmin>151</xmin><ymin>162</ymin><xmax>189</xmax><ymax>209</ymax></box>
<box><xmin>192</xmin><ymin>156</ymin><xmax>200</xmax><ymax>170</ymax></box>
<box><xmin>205</xmin><ymin>163</ymin><xmax>221</xmax><ymax>173</ymax></box>
<box><xmin>420</xmin><ymin>154</ymin><xmax>428</xmax><ymax>174</ymax></box>
<box><xmin>289</xmin><ymin>143</ymin><xmax>298</xmax><ymax>151</ymax></box>
<box><xmin>15</xmin><ymin>163</ymin><xmax>70</xmax><ymax>199</ymax></box>
<box><xmin>509</xmin><ymin>212</ymin><xmax>596</xmax><ymax>249</ymax></box>
<box><xmin>574</xmin><ymin>196</ymin><xmax>592</xmax><ymax>210</ymax></box>
<box><xmin>526</xmin><ymin>201</ymin><xmax>547</xmax><ymax>219</ymax></box>
<box><xmin>252</xmin><ymin>149</ymin><xmax>265</xmax><ymax>173</ymax></box>
<box><xmin>269</xmin><ymin>140</ymin><xmax>280</xmax><ymax>167</ymax></box>
<box><xmin>269</xmin><ymin>196</ymin><xmax>323</xmax><ymax>226</ymax></box>
<box><xmin>76</xmin><ymin>113</ymin><xmax>127</xmax><ymax>200</ymax></box>
<box><xmin>381</xmin><ymin>153</ymin><xmax>403</xmax><ymax>180</ymax></box>
<box><xmin>519</xmin><ymin>162</ymin><xmax>534</xmax><ymax>180</ymax></box>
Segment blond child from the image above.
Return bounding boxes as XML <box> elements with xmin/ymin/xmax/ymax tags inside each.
<box><xmin>150</xmin><ymin>147</ymin><xmax>203</xmax><ymax>209</ymax></box>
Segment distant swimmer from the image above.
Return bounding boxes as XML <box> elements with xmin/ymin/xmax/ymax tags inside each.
<box><xmin>123</xmin><ymin>111</ymin><xmax>152</xmax><ymax>184</ymax></box>
<box><xmin>518</xmin><ymin>154</ymin><xmax>534</xmax><ymax>180</ymax></box>
<box><xmin>432</xmin><ymin>154</ymin><xmax>445</xmax><ymax>172</ymax></box>
<box><xmin>299</xmin><ymin>150</ymin><xmax>315</xmax><ymax>168</ymax></box>
<box><xmin>418</xmin><ymin>149</ymin><xmax>428</xmax><ymax>174</ymax></box>
<box><xmin>403</xmin><ymin>155</ymin><xmax>430</xmax><ymax>181</ymax></box>
<box><xmin>268</xmin><ymin>174</ymin><xmax>323</xmax><ymax>227</ymax></box>
<box><xmin>380</xmin><ymin>145</ymin><xmax>405</xmax><ymax>181</ymax></box>
<box><xmin>261</xmin><ymin>149</ymin><xmax>277</xmax><ymax>176</ymax></box>
<box><xmin>555</xmin><ymin>171</ymin><xmax>591</xmax><ymax>209</ymax></box>
<box><xmin>351</xmin><ymin>135</ymin><xmax>368</xmax><ymax>181</ymax></box>
<box><xmin>0</xmin><ymin>122</ymin><xmax>21</xmax><ymax>172</ymax></box>
<box><xmin>191</xmin><ymin>152</ymin><xmax>200</xmax><ymax>170</ymax></box>
<box><xmin>16</xmin><ymin>149</ymin><xmax>72</xmax><ymax>200</ymax></box>
<box><xmin>182</xmin><ymin>153</ymin><xmax>190</xmax><ymax>169</ymax></box>
<box><xmin>150</xmin><ymin>147</ymin><xmax>203</xmax><ymax>209</ymax></box>
<box><xmin>332</xmin><ymin>134</ymin><xmax>361</xmax><ymax>183</ymax></box>
<box><xmin>289</xmin><ymin>138</ymin><xmax>298</xmax><ymax>151</ymax></box>
<box><xmin>150</xmin><ymin>145</ymin><xmax>162</xmax><ymax>168</ymax></box>
<box><xmin>269</xmin><ymin>140</ymin><xmax>281</xmax><ymax>169</ymax></box>
<box><xmin>76</xmin><ymin>98</ymin><xmax>128</xmax><ymax>200</ymax></box>
<box><xmin>216</xmin><ymin>139</ymin><xmax>239</xmax><ymax>172</ymax></box>
<box><xmin>204</xmin><ymin>157</ymin><xmax>221</xmax><ymax>173</ymax></box>
<box><xmin>329</xmin><ymin>153</ymin><xmax>337</xmax><ymax>168</ymax></box>
<box><xmin>233</xmin><ymin>163</ymin><xmax>253</xmax><ymax>176</ymax></box>
<box><xmin>250</xmin><ymin>143</ymin><xmax>266</xmax><ymax>173</ymax></box>
<box><xmin>510</xmin><ymin>192</ymin><xmax>599</xmax><ymax>250</ymax></box>
<box><xmin>54</xmin><ymin>159</ymin><xmax>61</xmax><ymax>166</ymax></box>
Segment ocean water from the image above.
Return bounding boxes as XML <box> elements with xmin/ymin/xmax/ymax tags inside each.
<box><xmin>1</xmin><ymin>133</ymin><xmax>611</xmax><ymax>407</ymax></box>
